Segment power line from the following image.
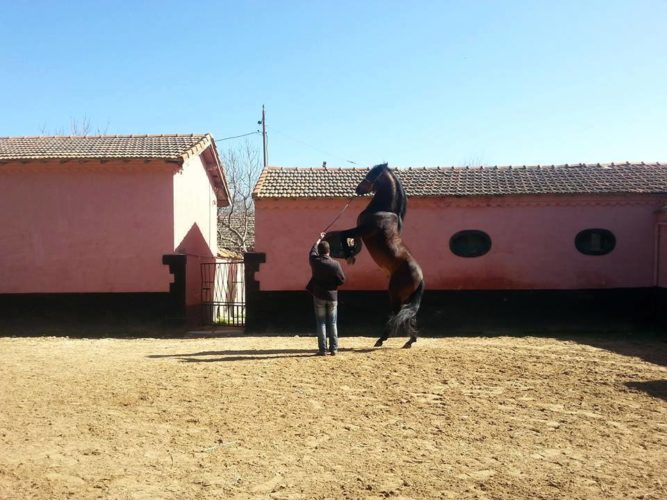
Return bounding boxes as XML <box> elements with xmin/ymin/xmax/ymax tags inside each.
<box><xmin>267</xmin><ymin>126</ymin><xmax>361</xmax><ymax>166</ymax></box>
<box><xmin>218</xmin><ymin>131</ymin><xmax>261</xmax><ymax>141</ymax></box>
<box><xmin>216</xmin><ymin>120</ymin><xmax>365</xmax><ymax>167</ymax></box>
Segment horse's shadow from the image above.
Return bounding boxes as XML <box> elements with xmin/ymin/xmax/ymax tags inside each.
<box><xmin>147</xmin><ymin>347</ymin><xmax>376</xmax><ymax>363</ymax></box>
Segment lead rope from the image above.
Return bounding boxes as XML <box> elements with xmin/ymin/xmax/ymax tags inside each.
<box><xmin>321</xmin><ymin>194</ymin><xmax>356</xmax><ymax>234</ymax></box>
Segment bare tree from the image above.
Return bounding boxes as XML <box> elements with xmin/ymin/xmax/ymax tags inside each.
<box><xmin>40</xmin><ymin>115</ymin><xmax>110</xmax><ymax>135</ymax></box>
<box><xmin>218</xmin><ymin>140</ymin><xmax>262</xmax><ymax>254</ymax></box>
<box><xmin>69</xmin><ymin>115</ymin><xmax>92</xmax><ymax>135</ymax></box>
<box><xmin>459</xmin><ymin>154</ymin><xmax>488</xmax><ymax>168</ymax></box>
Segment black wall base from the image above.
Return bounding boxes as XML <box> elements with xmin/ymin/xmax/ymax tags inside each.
<box><xmin>246</xmin><ymin>288</ymin><xmax>666</xmax><ymax>336</ymax></box>
<box><xmin>0</xmin><ymin>293</ymin><xmax>184</xmax><ymax>336</ymax></box>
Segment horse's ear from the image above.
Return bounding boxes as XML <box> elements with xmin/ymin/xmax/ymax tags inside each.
<box><xmin>370</xmin><ymin>162</ymin><xmax>388</xmax><ymax>170</ymax></box>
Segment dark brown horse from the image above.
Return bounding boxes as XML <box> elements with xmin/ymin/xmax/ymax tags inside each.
<box><xmin>326</xmin><ymin>163</ymin><xmax>424</xmax><ymax>348</ymax></box>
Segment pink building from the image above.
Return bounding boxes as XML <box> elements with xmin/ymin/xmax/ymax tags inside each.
<box><xmin>0</xmin><ymin>135</ymin><xmax>229</xmax><ymax>324</ymax></box>
<box><xmin>247</xmin><ymin>163</ymin><xmax>667</xmax><ymax>333</ymax></box>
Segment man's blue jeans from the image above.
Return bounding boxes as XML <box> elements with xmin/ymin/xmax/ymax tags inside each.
<box><xmin>313</xmin><ymin>297</ymin><xmax>338</xmax><ymax>354</ymax></box>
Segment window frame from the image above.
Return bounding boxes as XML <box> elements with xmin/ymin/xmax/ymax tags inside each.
<box><xmin>449</xmin><ymin>229</ymin><xmax>492</xmax><ymax>258</ymax></box>
<box><xmin>574</xmin><ymin>228</ymin><xmax>616</xmax><ymax>256</ymax></box>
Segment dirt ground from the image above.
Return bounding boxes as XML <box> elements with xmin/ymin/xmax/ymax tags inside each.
<box><xmin>0</xmin><ymin>333</ymin><xmax>665</xmax><ymax>499</ymax></box>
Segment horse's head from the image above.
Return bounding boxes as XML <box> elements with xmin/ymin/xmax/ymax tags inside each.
<box><xmin>356</xmin><ymin>163</ymin><xmax>389</xmax><ymax>195</ymax></box>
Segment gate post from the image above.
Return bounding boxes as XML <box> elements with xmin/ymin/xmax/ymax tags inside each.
<box><xmin>162</xmin><ymin>254</ymin><xmax>187</xmax><ymax>323</ymax></box>
<box><xmin>244</xmin><ymin>252</ymin><xmax>266</xmax><ymax>332</ymax></box>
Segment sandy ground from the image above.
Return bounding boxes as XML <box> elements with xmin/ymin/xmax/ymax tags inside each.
<box><xmin>0</xmin><ymin>333</ymin><xmax>665</xmax><ymax>499</ymax></box>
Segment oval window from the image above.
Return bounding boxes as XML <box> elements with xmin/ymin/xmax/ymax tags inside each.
<box><xmin>575</xmin><ymin>229</ymin><xmax>616</xmax><ymax>256</ymax></box>
<box><xmin>450</xmin><ymin>230</ymin><xmax>492</xmax><ymax>258</ymax></box>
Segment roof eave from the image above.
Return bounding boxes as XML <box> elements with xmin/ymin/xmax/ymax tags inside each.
<box><xmin>190</xmin><ymin>135</ymin><xmax>231</xmax><ymax>207</ymax></box>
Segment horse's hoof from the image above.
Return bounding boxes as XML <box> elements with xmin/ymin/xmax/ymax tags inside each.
<box><xmin>402</xmin><ymin>336</ymin><xmax>417</xmax><ymax>349</ymax></box>
<box><xmin>374</xmin><ymin>339</ymin><xmax>384</xmax><ymax>347</ymax></box>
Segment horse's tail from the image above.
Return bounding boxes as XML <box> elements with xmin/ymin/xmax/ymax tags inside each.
<box><xmin>387</xmin><ymin>280</ymin><xmax>425</xmax><ymax>338</ymax></box>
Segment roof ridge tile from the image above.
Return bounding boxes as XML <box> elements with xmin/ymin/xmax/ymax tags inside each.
<box><xmin>0</xmin><ymin>133</ymin><xmax>207</xmax><ymax>139</ymax></box>
<box><xmin>0</xmin><ymin>134</ymin><xmax>213</xmax><ymax>161</ymax></box>
<box><xmin>253</xmin><ymin>162</ymin><xmax>667</xmax><ymax>198</ymax></box>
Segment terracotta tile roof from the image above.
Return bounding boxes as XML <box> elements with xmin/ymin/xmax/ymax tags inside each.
<box><xmin>0</xmin><ymin>134</ymin><xmax>231</xmax><ymax>206</ymax></box>
<box><xmin>253</xmin><ymin>163</ymin><xmax>667</xmax><ymax>198</ymax></box>
<box><xmin>0</xmin><ymin>134</ymin><xmax>213</xmax><ymax>161</ymax></box>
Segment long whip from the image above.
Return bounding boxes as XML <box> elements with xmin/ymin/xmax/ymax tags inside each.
<box><xmin>321</xmin><ymin>195</ymin><xmax>356</xmax><ymax>234</ymax></box>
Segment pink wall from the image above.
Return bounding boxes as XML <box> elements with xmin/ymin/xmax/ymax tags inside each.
<box><xmin>0</xmin><ymin>160</ymin><xmax>175</xmax><ymax>293</ymax></box>
<box><xmin>656</xmin><ymin>212</ymin><xmax>667</xmax><ymax>288</ymax></box>
<box><xmin>255</xmin><ymin>195</ymin><xmax>667</xmax><ymax>291</ymax></box>
<box><xmin>173</xmin><ymin>154</ymin><xmax>220</xmax><ymax>312</ymax></box>
<box><xmin>173</xmin><ymin>154</ymin><xmax>218</xmax><ymax>257</ymax></box>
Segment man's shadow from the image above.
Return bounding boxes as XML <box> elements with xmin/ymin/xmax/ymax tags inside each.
<box><xmin>147</xmin><ymin>347</ymin><xmax>376</xmax><ymax>363</ymax></box>
<box><xmin>625</xmin><ymin>380</ymin><xmax>667</xmax><ymax>402</ymax></box>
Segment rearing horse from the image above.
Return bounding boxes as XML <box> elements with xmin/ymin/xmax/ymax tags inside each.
<box><xmin>326</xmin><ymin>163</ymin><xmax>424</xmax><ymax>348</ymax></box>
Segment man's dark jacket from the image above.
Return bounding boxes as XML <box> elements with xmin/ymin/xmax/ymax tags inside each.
<box><xmin>306</xmin><ymin>243</ymin><xmax>346</xmax><ymax>301</ymax></box>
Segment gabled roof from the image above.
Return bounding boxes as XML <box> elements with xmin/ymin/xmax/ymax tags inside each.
<box><xmin>253</xmin><ymin>162</ymin><xmax>667</xmax><ymax>199</ymax></box>
<box><xmin>0</xmin><ymin>134</ymin><xmax>213</xmax><ymax>161</ymax></box>
<box><xmin>0</xmin><ymin>134</ymin><xmax>230</xmax><ymax>205</ymax></box>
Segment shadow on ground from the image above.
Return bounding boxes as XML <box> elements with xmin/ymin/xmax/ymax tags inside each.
<box><xmin>2</xmin><ymin>308</ymin><xmax>665</xmax><ymax>370</ymax></box>
<box><xmin>0</xmin><ymin>319</ymin><xmax>189</xmax><ymax>339</ymax></box>
<box><xmin>147</xmin><ymin>347</ymin><xmax>377</xmax><ymax>363</ymax></box>
<box><xmin>625</xmin><ymin>380</ymin><xmax>667</xmax><ymax>402</ymax></box>
<box><xmin>555</xmin><ymin>333</ymin><xmax>667</xmax><ymax>367</ymax></box>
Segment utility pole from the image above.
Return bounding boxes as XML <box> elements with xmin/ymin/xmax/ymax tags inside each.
<box><xmin>259</xmin><ymin>105</ymin><xmax>268</xmax><ymax>168</ymax></box>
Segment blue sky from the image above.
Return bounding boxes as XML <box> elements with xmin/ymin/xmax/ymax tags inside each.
<box><xmin>1</xmin><ymin>0</ymin><xmax>665</xmax><ymax>167</ymax></box>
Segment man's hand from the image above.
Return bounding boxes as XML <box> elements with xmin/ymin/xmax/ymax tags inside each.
<box><xmin>320</xmin><ymin>232</ymin><xmax>326</xmax><ymax>239</ymax></box>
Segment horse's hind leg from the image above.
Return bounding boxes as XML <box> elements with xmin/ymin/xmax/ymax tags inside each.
<box><xmin>402</xmin><ymin>336</ymin><xmax>417</xmax><ymax>349</ymax></box>
<box><xmin>399</xmin><ymin>278</ymin><xmax>424</xmax><ymax>349</ymax></box>
<box><xmin>374</xmin><ymin>337</ymin><xmax>387</xmax><ymax>347</ymax></box>
<box><xmin>374</xmin><ymin>326</ymin><xmax>390</xmax><ymax>347</ymax></box>
<box><xmin>402</xmin><ymin>317</ymin><xmax>418</xmax><ymax>349</ymax></box>
<box><xmin>375</xmin><ymin>296</ymin><xmax>401</xmax><ymax>347</ymax></box>
<box><xmin>374</xmin><ymin>318</ymin><xmax>392</xmax><ymax>347</ymax></box>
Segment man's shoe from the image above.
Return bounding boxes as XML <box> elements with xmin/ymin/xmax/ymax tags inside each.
<box><xmin>330</xmin><ymin>351</ymin><xmax>337</xmax><ymax>356</ymax></box>
<box><xmin>317</xmin><ymin>351</ymin><xmax>326</xmax><ymax>356</ymax></box>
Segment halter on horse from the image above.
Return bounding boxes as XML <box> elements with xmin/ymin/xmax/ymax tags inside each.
<box><xmin>325</xmin><ymin>163</ymin><xmax>425</xmax><ymax>348</ymax></box>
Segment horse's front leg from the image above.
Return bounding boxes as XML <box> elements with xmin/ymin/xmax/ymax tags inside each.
<box><xmin>327</xmin><ymin>223</ymin><xmax>372</xmax><ymax>262</ymax></box>
<box><xmin>337</xmin><ymin>228</ymin><xmax>357</xmax><ymax>262</ymax></box>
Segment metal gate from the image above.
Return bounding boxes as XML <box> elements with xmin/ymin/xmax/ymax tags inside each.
<box><xmin>201</xmin><ymin>260</ymin><xmax>245</xmax><ymax>326</ymax></box>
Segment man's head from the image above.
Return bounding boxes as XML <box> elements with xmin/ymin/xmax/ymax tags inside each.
<box><xmin>317</xmin><ymin>240</ymin><xmax>330</xmax><ymax>256</ymax></box>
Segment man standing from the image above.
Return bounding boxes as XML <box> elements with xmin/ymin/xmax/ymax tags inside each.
<box><xmin>306</xmin><ymin>232</ymin><xmax>346</xmax><ymax>355</ymax></box>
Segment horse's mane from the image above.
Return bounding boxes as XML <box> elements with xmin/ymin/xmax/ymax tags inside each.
<box><xmin>393</xmin><ymin>169</ymin><xmax>407</xmax><ymax>226</ymax></box>
<box><xmin>365</xmin><ymin>163</ymin><xmax>407</xmax><ymax>230</ymax></box>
